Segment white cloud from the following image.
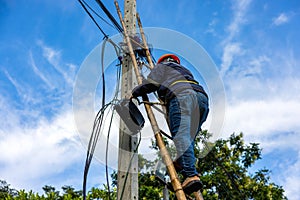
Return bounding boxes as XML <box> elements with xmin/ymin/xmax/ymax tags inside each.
<box><xmin>221</xmin><ymin>76</ymin><xmax>300</xmax><ymax>199</ymax></box>
<box><xmin>0</xmin><ymin>104</ymin><xmax>84</xmax><ymax>192</ymax></box>
<box><xmin>0</xmin><ymin>40</ymin><xmax>84</xmax><ymax>192</ymax></box>
<box><xmin>227</xmin><ymin>0</ymin><xmax>252</xmax><ymax>40</ymax></box>
<box><xmin>217</xmin><ymin>2</ymin><xmax>300</xmax><ymax>199</ymax></box>
<box><xmin>0</xmin><ymin>96</ymin><xmax>21</xmax><ymax>131</ymax></box>
<box><xmin>220</xmin><ymin>0</ymin><xmax>252</xmax><ymax>75</ymax></box>
<box><xmin>3</xmin><ymin>69</ymin><xmax>23</xmax><ymax>97</ymax></box>
<box><xmin>282</xmin><ymin>152</ymin><xmax>300</xmax><ymax>200</ymax></box>
<box><xmin>220</xmin><ymin>59</ymin><xmax>300</xmax><ymax>199</ymax></box>
<box><xmin>3</xmin><ymin>69</ymin><xmax>38</xmax><ymax>105</ymax></box>
<box><xmin>205</xmin><ymin>18</ymin><xmax>218</xmax><ymax>36</ymax></box>
<box><xmin>223</xmin><ymin>99</ymin><xmax>300</xmax><ymax>139</ymax></box>
<box><xmin>220</xmin><ymin>43</ymin><xmax>243</xmax><ymax>76</ymax></box>
<box><xmin>37</xmin><ymin>40</ymin><xmax>75</xmax><ymax>85</ymax></box>
<box><xmin>272</xmin><ymin>13</ymin><xmax>289</xmax><ymax>26</ymax></box>
<box><xmin>29</xmin><ymin>50</ymin><xmax>54</xmax><ymax>89</ymax></box>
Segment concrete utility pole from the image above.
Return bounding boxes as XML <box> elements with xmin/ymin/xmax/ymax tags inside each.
<box><xmin>117</xmin><ymin>0</ymin><xmax>138</xmax><ymax>200</ymax></box>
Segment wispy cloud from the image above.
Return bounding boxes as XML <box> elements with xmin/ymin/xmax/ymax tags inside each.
<box><xmin>3</xmin><ymin>70</ymin><xmax>22</xmax><ymax>97</ymax></box>
<box><xmin>2</xmin><ymin>40</ymin><xmax>78</xmax><ymax>121</ymax></box>
<box><xmin>272</xmin><ymin>13</ymin><xmax>289</xmax><ymax>26</ymax></box>
<box><xmin>37</xmin><ymin>40</ymin><xmax>75</xmax><ymax>85</ymax></box>
<box><xmin>204</xmin><ymin>10</ymin><xmax>219</xmax><ymax>36</ymax></box>
<box><xmin>220</xmin><ymin>42</ymin><xmax>243</xmax><ymax>76</ymax></box>
<box><xmin>220</xmin><ymin>0</ymin><xmax>252</xmax><ymax>75</ymax></box>
<box><xmin>29</xmin><ymin>50</ymin><xmax>54</xmax><ymax>89</ymax></box>
<box><xmin>3</xmin><ymin>69</ymin><xmax>38</xmax><ymax>105</ymax></box>
<box><xmin>226</xmin><ymin>0</ymin><xmax>252</xmax><ymax>41</ymax></box>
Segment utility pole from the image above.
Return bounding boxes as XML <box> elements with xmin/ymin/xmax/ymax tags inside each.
<box><xmin>117</xmin><ymin>0</ymin><xmax>138</xmax><ymax>200</ymax></box>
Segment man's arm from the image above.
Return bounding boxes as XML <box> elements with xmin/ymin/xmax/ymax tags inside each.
<box><xmin>131</xmin><ymin>64</ymin><xmax>165</xmax><ymax>98</ymax></box>
<box><xmin>131</xmin><ymin>78</ymin><xmax>159</xmax><ymax>98</ymax></box>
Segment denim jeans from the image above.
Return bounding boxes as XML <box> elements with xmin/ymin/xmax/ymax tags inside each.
<box><xmin>167</xmin><ymin>89</ymin><xmax>209</xmax><ymax>178</ymax></box>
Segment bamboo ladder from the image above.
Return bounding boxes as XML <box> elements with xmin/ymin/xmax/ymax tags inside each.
<box><xmin>115</xmin><ymin>1</ymin><xmax>204</xmax><ymax>199</ymax></box>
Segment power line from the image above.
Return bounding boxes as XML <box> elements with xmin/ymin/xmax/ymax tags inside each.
<box><xmin>78</xmin><ymin>0</ymin><xmax>123</xmax><ymax>38</ymax></box>
<box><xmin>95</xmin><ymin>0</ymin><xmax>123</xmax><ymax>33</ymax></box>
<box><xmin>78</xmin><ymin>0</ymin><xmax>109</xmax><ymax>38</ymax></box>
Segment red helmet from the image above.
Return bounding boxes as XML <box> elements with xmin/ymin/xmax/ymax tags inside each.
<box><xmin>157</xmin><ymin>54</ymin><xmax>180</xmax><ymax>64</ymax></box>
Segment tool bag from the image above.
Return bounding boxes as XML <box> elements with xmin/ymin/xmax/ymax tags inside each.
<box><xmin>115</xmin><ymin>99</ymin><xmax>145</xmax><ymax>135</ymax></box>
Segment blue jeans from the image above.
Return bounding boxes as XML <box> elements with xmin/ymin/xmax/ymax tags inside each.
<box><xmin>167</xmin><ymin>89</ymin><xmax>209</xmax><ymax>178</ymax></box>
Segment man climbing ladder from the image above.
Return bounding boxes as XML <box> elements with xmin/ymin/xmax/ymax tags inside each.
<box><xmin>131</xmin><ymin>54</ymin><xmax>209</xmax><ymax>194</ymax></box>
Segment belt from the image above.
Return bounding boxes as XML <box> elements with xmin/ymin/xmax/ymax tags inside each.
<box><xmin>169</xmin><ymin>80</ymin><xmax>198</xmax><ymax>87</ymax></box>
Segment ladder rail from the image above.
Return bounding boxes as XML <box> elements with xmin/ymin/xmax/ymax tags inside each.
<box><xmin>137</xmin><ymin>11</ymin><xmax>205</xmax><ymax>200</ymax></box>
<box><xmin>114</xmin><ymin>1</ymin><xmax>186</xmax><ymax>200</ymax></box>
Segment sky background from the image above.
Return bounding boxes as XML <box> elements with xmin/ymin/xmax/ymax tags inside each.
<box><xmin>0</xmin><ymin>0</ymin><xmax>300</xmax><ymax>199</ymax></box>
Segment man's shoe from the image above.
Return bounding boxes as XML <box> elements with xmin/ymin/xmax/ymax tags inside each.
<box><xmin>182</xmin><ymin>175</ymin><xmax>202</xmax><ymax>194</ymax></box>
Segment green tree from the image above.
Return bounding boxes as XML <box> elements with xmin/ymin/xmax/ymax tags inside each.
<box><xmin>61</xmin><ymin>185</ymin><xmax>82</xmax><ymax>199</ymax></box>
<box><xmin>133</xmin><ymin>131</ymin><xmax>287</xmax><ymax>199</ymax></box>
<box><xmin>0</xmin><ymin>180</ymin><xmax>17</xmax><ymax>199</ymax></box>
<box><xmin>41</xmin><ymin>185</ymin><xmax>60</xmax><ymax>200</ymax></box>
<box><xmin>197</xmin><ymin>132</ymin><xmax>286</xmax><ymax>199</ymax></box>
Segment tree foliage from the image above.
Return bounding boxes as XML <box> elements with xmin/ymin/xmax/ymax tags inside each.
<box><xmin>196</xmin><ymin>132</ymin><xmax>286</xmax><ymax>199</ymax></box>
<box><xmin>1</xmin><ymin>132</ymin><xmax>287</xmax><ymax>199</ymax></box>
<box><xmin>0</xmin><ymin>182</ymin><xmax>110</xmax><ymax>200</ymax></box>
<box><xmin>135</xmin><ymin>131</ymin><xmax>287</xmax><ymax>199</ymax></box>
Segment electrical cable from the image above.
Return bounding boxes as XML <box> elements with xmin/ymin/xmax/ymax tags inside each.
<box><xmin>80</xmin><ymin>0</ymin><xmax>117</xmax><ymax>30</ymax></box>
<box><xmin>95</xmin><ymin>0</ymin><xmax>124</xmax><ymax>33</ymax></box>
<box><xmin>78</xmin><ymin>0</ymin><xmax>156</xmax><ymax>66</ymax></box>
<box><xmin>78</xmin><ymin>0</ymin><xmax>144</xmax><ymax>54</ymax></box>
<box><xmin>102</xmin><ymin>38</ymin><xmax>122</xmax><ymax>200</ymax></box>
<box><xmin>78</xmin><ymin>0</ymin><xmax>109</xmax><ymax>38</ymax></box>
<box><xmin>82</xmin><ymin>44</ymin><xmax>113</xmax><ymax>199</ymax></box>
<box><xmin>100</xmin><ymin>38</ymin><xmax>111</xmax><ymax>199</ymax></box>
<box><xmin>78</xmin><ymin>2</ymin><xmax>159</xmax><ymax>198</ymax></box>
<box><xmin>82</xmin><ymin>102</ymin><xmax>112</xmax><ymax>200</ymax></box>
<box><xmin>105</xmin><ymin>106</ymin><xmax>115</xmax><ymax>200</ymax></box>
<box><xmin>82</xmin><ymin>34</ymin><xmax>122</xmax><ymax>200</ymax></box>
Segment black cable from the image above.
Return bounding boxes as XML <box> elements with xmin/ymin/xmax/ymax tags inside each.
<box><xmin>82</xmin><ymin>102</ymin><xmax>112</xmax><ymax>200</ymax></box>
<box><xmin>80</xmin><ymin>0</ymin><xmax>116</xmax><ymax>30</ymax></box>
<box><xmin>105</xmin><ymin>106</ymin><xmax>115</xmax><ymax>200</ymax></box>
<box><xmin>102</xmin><ymin>38</ymin><xmax>122</xmax><ymax>199</ymax></box>
<box><xmin>78</xmin><ymin>0</ymin><xmax>147</xmax><ymax>58</ymax></box>
<box><xmin>78</xmin><ymin>0</ymin><xmax>109</xmax><ymax>38</ymax></box>
<box><xmin>101</xmin><ymin>38</ymin><xmax>107</xmax><ymax>108</ymax></box>
<box><xmin>100</xmin><ymin>38</ymin><xmax>111</xmax><ymax>199</ymax></box>
<box><xmin>82</xmin><ymin>35</ymin><xmax>122</xmax><ymax>200</ymax></box>
<box><xmin>95</xmin><ymin>0</ymin><xmax>123</xmax><ymax>33</ymax></box>
<box><xmin>78</xmin><ymin>2</ymin><xmax>159</xmax><ymax>198</ymax></box>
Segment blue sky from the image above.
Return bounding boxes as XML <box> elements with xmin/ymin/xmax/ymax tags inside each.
<box><xmin>1</xmin><ymin>0</ymin><xmax>300</xmax><ymax>199</ymax></box>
